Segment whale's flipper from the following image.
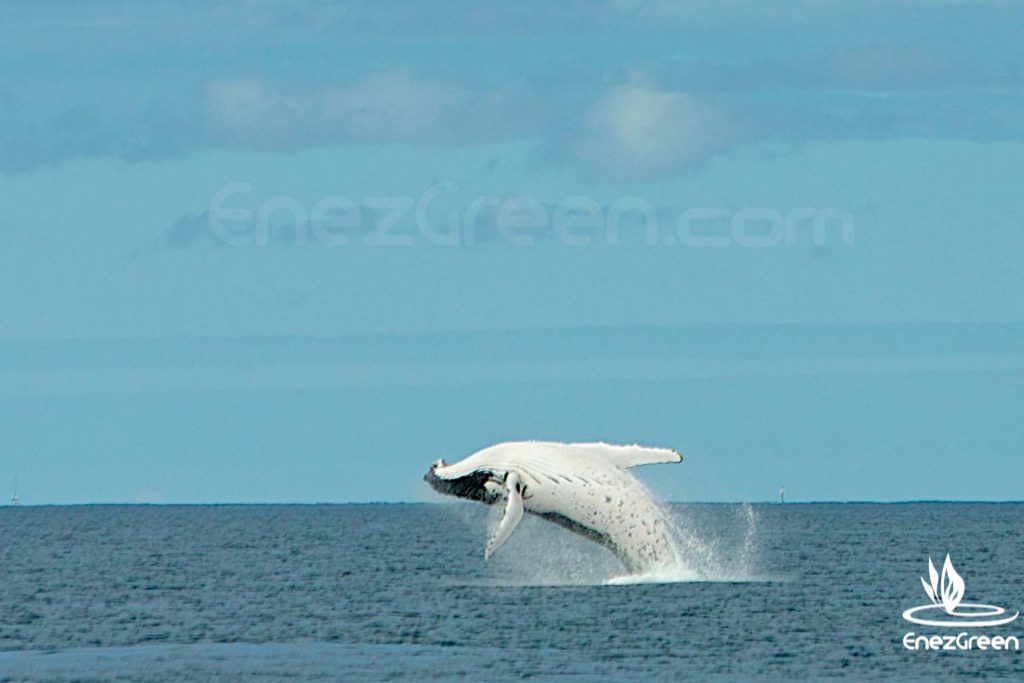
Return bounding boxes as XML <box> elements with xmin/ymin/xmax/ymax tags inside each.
<box><xmin>485</xmin><ymin>471</ymin><xmax>525</xmax><ymax>559</ymax></box>
<box><xmin>570</xmin><ymin>442</ymin><xmax>682</xmax><ymax>468</ymax></box>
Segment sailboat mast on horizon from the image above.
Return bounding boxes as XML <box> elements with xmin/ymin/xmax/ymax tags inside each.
<box><xmin>10</xmin><ymin>474</ymin><xmax>19</xmax><ymax>506</ymax></box>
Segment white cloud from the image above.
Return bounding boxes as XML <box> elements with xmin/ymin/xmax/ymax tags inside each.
<box><xmin>572</xmin><ymin>83</ymin><xmax>733</xmax><ymax>179</ymax></box>
<box><xmin>205</xmin><ymin>72</ymin><xmax>459</xmax><ymax>147</ymax></box>
<box><xmin>322</xmin><ymin>72</ymin><xmax>456</xmax><ymax>140</ymax></box>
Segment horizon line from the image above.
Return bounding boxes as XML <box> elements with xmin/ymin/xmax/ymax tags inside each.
<box><xmin>4</xmin><ymin>499</ymin><xmax>1024</xmax><ymax>508</ymax></box>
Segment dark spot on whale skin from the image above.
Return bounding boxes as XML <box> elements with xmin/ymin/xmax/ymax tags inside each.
<box><xmin>605</xmin><ymin>496</ymin><xmax>612</xmax><ymax>503</ymax></box>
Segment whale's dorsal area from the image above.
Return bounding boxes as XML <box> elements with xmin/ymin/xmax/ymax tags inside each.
<box><xmin>423</xmin><ymin>441</ymin><xmax>683</xmax><ymax>573</ymax></box>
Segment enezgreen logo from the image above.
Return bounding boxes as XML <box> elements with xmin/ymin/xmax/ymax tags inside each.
<box><xmin>902</xmin><ymin>555</ymin><xmax>1019</xmax><ymax>652</ymax></box>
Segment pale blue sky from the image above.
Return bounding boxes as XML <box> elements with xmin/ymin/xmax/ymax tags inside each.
<box><xmin>1</xmin><ymin>1</ymin><xmax>1022</xmax><ymax>503</ymax></box>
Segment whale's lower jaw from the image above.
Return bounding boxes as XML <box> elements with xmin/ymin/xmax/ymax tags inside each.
<box><xmin>423</xmin><ymin>468</ymin><xmax>499</xmax><ymax>504</ymax></box>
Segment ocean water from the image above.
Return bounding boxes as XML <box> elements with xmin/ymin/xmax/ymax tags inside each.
<box><xmin>1</xmin><ymin>503</ymin><xmax>1022</xmax><ymax>681</ymax></box>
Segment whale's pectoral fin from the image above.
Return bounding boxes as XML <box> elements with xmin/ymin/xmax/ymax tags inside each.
<box><xmin>485</xmin><ymin>472</ymin><xmax>525</xmax><ymax>559</ymax></box>
<box><xmin>570</xmin><ymin>442</ymin><xmax>682</xmax><ymax>468</ymax></box>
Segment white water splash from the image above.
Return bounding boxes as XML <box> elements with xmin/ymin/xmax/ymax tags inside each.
<box><xmin>603</xmin><ymin>501</ymin><xmax>761</xmax><ymax>585</ymax></box>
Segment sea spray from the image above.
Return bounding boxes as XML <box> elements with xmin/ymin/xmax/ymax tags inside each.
<box><xmin>604</xmin><ymin>501</ymin><xmax>761</xmax><ymax>585</ymax></box>
<box><xmin>659</xmin><ymin>501</ymin><xmax>761</xmax><ymax>581</ymax></box>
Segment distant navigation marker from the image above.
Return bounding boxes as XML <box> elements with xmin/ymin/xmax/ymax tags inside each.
<box><xmin>779</xmin><ymin>485</ymin><xmax>784</xmax><ymax>504</ymax></box>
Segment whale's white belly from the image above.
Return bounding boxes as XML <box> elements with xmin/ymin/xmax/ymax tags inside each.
<box><xmin>522</xmin><ymin>468</ymin><xmax>676</xmax><ymax>571</ymax></box>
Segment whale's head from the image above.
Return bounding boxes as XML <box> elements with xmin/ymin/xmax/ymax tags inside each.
<box><xmin>424</xmin><ymin>458</ymin><xmax>504</xmax><ymax>504</ymax></box>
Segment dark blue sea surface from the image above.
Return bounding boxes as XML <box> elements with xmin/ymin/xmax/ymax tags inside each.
<box><xmin>1</xmin><ymin>503</ymin><xmax>1023</xmax><ymax>681</ymax></box>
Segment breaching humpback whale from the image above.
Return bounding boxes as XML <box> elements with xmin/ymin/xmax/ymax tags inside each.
<box><xmin>423</xmin><ymin>441</ymin><xmax>682</xmax><ymax>573</ymax></box>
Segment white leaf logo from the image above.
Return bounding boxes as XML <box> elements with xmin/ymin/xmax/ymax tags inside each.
<box><xmin>940</xmin><ymin>554</ymin><xmax>965</xmax><ymax>614</ymax></box>
<box><xmin>922</xmin><ymin>557</ymin><xmax>940</xmax><ymax>605</ymax></box>
<box><xmin>919</xmin><ymin>576</ymin><xmax>936</xmax><ymax>603</ymax></box>
<box><xmin>906</xmin><ymin>553</ymin><xmax>1018</xmax><ymax>627</ymax></box>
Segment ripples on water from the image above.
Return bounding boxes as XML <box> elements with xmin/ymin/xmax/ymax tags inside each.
<box><xmin>1</xmin><ymin>503</ymin><xmax>1023</xmax><ymax>681</ymax></box>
